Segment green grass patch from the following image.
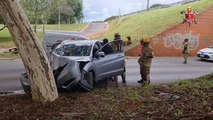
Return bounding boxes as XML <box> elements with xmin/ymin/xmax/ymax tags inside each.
<box><xmin>168</xmin><ymin>74</ymin><xmax>213</xmax><ymax>90</ymax></box>
<box><xmin>0</xmin><ymin>52</ymin><xmax>20</xmax><ymax>59</ymax></box>
<box><xmin>98</xmin><ymin>0</ymin><xmax>213</xmax><ymax>50</ymax></box>
<box><xmin>83</xmin><ymin>73</ymin><xmax>213</xmax><ymax>119</ymax></box>
<box><xmin>0</xmin><ymin>73</ymin><xmax>212</xmax><ymax>119</ymax></box>
<box><xmin>0</xmin><ymin>28</ymin><xmax>44</xmax><ymax>47</ymax></box>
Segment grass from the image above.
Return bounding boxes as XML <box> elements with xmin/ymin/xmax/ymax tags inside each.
<box><xmin>98</xmin><ymin>0</ymin><xmax>213</xmax><ymax>50</ymax></box>
<box><xmin>169</xmin><ymin>74</ymin><xmax>213</xmax><ymax>90</ymax></box>
<box><xmin>0</xmin><ymin>52</ymin><xmax>20</xmax><ymax>59</ymax></box>
<box><xmin>0</xmin><ymin>27</ymin><xmax>44</xmax><ymax>47</ymax></box>
<box><xmin>0</xmin><ymin>72</ymin><xmax>212</xmax><ymax>119</ymax></box>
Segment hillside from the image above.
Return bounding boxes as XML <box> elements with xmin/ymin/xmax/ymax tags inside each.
<box><xmin>98</xmin><ymin>0</ymin><xmax>213</xmax><ymax>50</ymax></box>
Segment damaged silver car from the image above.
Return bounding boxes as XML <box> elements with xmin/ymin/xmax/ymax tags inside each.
<box><xmin>20</xmin><ymin>40</ymin><xmax>125</xmax><ymax>93</ymax></box>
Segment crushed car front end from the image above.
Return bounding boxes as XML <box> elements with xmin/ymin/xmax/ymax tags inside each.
<box><xmin>20</xmin><ymin>40</ymin><xmax>95</xmax><ymax>93</ymax></box>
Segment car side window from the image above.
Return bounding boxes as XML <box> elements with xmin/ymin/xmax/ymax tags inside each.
<box><xmin>93</xmin><ymin>42</ymin><xmax>101</xmax><ymax>56</ymax></box>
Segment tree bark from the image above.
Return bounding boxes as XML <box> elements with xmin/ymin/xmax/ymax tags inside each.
<box><xmin>0</xmin><ymin>0</ymin><xmax>58</xmax><ymax>102</ymax></box>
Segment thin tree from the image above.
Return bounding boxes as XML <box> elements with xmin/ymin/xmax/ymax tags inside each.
<box><xmin>0</xmin><ymin>0</ymin><xmax>58</xmax><ymax>102</ymax></box>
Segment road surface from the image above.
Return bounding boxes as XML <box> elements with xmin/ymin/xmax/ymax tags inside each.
<box><xmin>0</xmin><ymin>59</ymin><xmax>24</xmax><ymax>91</ymax></box>
<box><xmin>0</xmin><ymin>57</ymin><xmax>212</xmax><ymax>92</ymax></box>
<box><xmin>122</xmin><ymin>57</ymin><xmax>213</xmax><ymax>86</ymax></box>
<box><xmin>37</xmin><ymin>22</ymin><xmax>108</xmax><ymax>38</ymax></box>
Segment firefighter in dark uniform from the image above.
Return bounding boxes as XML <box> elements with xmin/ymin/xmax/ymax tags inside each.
<box><xmin>138</xmin><ymin>38</ymin><xmax>154</xmax><ymax>85</ymax></box>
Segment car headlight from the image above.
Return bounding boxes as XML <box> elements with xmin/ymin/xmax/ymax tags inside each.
<box><xmin>208</xmin><ymin>52</ymin><xmax>213</xmax><ymax>54</ymax></box>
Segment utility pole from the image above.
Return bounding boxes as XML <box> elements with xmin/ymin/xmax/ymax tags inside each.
<box><xmin>142</xmin><ymin>0</ymin><xmax>143</xmax><ymax>10</ymax></box>
<box><xmin>119</xmin><ymin>8</ymin><xmax>121</xmax><ymax>17</ymax></box>
<box><xmin>58</xmin><ymin>1</ymin><xmax>61</xmax><ymax>30</ymax></box>
<box><xmin>147</xmin><ymin>0</ymin><xmax>150</xmax><ymax>10</ymax></box>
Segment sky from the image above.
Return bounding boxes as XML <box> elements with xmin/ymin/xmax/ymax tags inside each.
<box><xmin>82</xmin><ymin>0</ymin><xmax>183</xmax><ymax>22</ymax></box>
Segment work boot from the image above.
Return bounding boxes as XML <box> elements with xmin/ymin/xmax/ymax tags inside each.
<box><xmin>138</xmin><ymin>79</ymin><xmax>143</xmax><ymax>83</ymax></box>
<box><xmin>122</xmin><ymin>76</ymin><xmax>126</xmax><ymax>83</ymax></box>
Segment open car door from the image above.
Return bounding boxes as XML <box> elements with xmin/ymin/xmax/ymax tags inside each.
<box><xmin>93</xmin><ymin>40</ymin><xmax>125</xmax><ymax>81</ymax></box>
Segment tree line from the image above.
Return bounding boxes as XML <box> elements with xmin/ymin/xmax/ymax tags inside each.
<box><xmin>0</xmin><ymin>0</ymin><xmax>83</xmax><ymax>32</ymax></box>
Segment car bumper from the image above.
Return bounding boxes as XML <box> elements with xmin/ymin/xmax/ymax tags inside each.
<box><xmin>197</xmin><ymin>53</ymin><xmax>213</xmax><ymax>61</ymax></box>
<box><xmin>20</xmin><ymin>73</ymin><xmax>31</xmax><ymax>93</ymax></box>
<box><xmin>20</xmin><ymin>73</ymin><xmax>82</xmax><ymax>93</ymax></box>
<box><xmin>60</xmin><ymin>75</ymin><xmax>82</xmax><ymax>90</ymax></box>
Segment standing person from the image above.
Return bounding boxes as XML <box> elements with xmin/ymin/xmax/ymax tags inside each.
<box><xmin>102</xmin><ymin>38</ymin><xmax>114</xmax><ymax>54</ymax></box>
<box><xmin>182</xmin><ymin>38</ymin><xmax>190</xmax><ymax>64</ymax></box>
<box><xmin>138</xmin><ymin>38</ymin><xmax>154</xmax><ymax>85</ymax></box>
<box><xmin>125</xmin><ymin>36</ymin><xmax>132</xmax><ymax>46</ymax></box>
<box><xmin>113</xmin><ymin>33</ymin><xmax>126</xmax><ymax>84</ymax></box>
<box><xmin>113</xmin><ymin>33</ymin><xmax>124</xmax><ymax>52</ymax></box>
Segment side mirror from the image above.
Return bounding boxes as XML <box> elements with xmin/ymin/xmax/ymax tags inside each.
<box><xmin>95</xmin><ymin>52</ymin><xmax>105</xmax><ymax>57</ymax></box>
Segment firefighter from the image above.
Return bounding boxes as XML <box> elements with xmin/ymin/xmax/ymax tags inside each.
<box><xmin>113</xmin><ymin>33</ymin><xmax>123</xmax><ymax>52</ymax></box>
<box><xmin>138</xmin><ymin>38</ymin><xmax>154</xmax><ymax>85</ymax></box>
<box><xmin>113</xmin><ymin>33</ymin><xmax>126</xmax><ymax>84</ymax></box>
<box><xmin>182</xmin><ymin>38</ymin><xmax>190</xmax><ymax>64</ymax></box>
<box><xmin>125</xmin><ymin>36</ymin><xmax>132</xmax><ymax>46</ymax></box>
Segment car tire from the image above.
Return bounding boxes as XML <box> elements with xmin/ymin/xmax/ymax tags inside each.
<box><xmin>21</xmin><ymin>82</ymin><xmax>31</xmax><ymax>94</ymax></box>
<box><xmin>79</xmin><ymin>71</ymin><xmax>94</xmax><ymax>91</ymax></box>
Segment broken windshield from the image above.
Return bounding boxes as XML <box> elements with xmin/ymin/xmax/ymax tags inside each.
<box><xmin>54</xmin><ymin>43</ymin><xmax>92</xmax><ymax>56</ymax></box>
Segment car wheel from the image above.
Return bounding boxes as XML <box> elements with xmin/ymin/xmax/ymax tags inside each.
<box><xmin>79</xmin><ymin>71</ymin><xmax>94</xmax><ymax>91</ymax></box>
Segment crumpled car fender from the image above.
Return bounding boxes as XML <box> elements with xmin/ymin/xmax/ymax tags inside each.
<box><xmin>81</xmin><ymin>61</ymin><xmax>94</xmax><ymax>73</ymax></box>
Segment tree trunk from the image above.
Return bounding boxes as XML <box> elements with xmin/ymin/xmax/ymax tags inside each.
<box><xmin>0</xmin><ymin>0</ymin><xmax>58</xmax><ymax>102</ymax></box>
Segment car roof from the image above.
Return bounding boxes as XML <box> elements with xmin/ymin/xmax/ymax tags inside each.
<box><xmin>44</xmin><ymin>32</ymin><xmax>88</xmax><ymax>39</ymax></box>
<box><xmin>62</xmin><ymin>40</ymin><xmax>99</xmax><ymax>45</ymax></box>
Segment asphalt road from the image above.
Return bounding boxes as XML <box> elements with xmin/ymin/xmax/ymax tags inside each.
<box><xmin>37</xmin><ymin>22</ymin><xmax>108</xmax><ymax>37</ymax></box>
<box><xmin>122</xmin><ymin>57</ymin><xmax>213</xmax><ymax>86</ymax></box>
<box><xmin>0</xmin><ymin>59</ymin><xmax>24</xmax><ymax>91</ymax></box>
<box><xmin>0</xmin><ymin>57</ymin><xmax>212</xmax><ymax>92</ymax></box>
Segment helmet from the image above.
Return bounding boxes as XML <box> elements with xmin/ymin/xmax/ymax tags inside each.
<box><xmin>187</xmin><ymin>6</ymin><xmax>192</xmax><ymax>12</ymax></box>
<box><xmin>142</xmin><ymin>38</ymin><xmax>150</xmax><ymax>44</ymax></box>
<box><xmin>114</xmin><ymin>33</ymin><xmax>121</xmax><ymax>38</ymax></box>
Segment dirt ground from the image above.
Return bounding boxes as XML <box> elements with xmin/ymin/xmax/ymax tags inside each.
<box><xmin>0</xmin><ymin>76</ymin><xmax>213</xmax><ymax>120</ymax></box>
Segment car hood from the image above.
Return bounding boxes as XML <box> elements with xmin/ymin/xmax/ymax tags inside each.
<box><xmin>66</xmin><ymin>56</ymin><xmax>91</xmax><ymax>62</ymax></box>
<box><xmin>51</xmin><ymin>55</ymin><xmax>91</xmax><ymax>70</ymax></box>
<box><xmin>199</xmin><ymin>48</ymin><xmax>213</xmax><ymax>53</ymax></box>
